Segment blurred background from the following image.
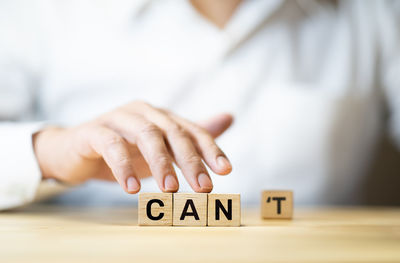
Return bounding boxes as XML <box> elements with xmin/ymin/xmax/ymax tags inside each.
<box><xmin>0</xmin><ymin>0</ymin><xmax>399</xmax><ymax>207</ymax></box>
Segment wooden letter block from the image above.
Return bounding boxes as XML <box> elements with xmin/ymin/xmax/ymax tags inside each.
<box><xmin>138</xmin><ymin>193</ymin><xmax>173</xmax><ymax>226</ymax></box>
<box><xmin>173</xmin><ymin>193</ymin><xmax>207</xmax><ymax>226</ymax></box>
<box><xmin>261</xmin><ymin>190</ymin><xmax>293</xmax><ymax>219</ymax></box>
<box><xmin>207</xmin><ymin>194</ymin><xmax>241</xmax><ymax>226</ymax></box>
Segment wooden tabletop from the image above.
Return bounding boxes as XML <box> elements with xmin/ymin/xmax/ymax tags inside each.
<box><xmin>1</xmin><ymin>204</ymin><xmax>399</xmax><ymax>263</ymax></box>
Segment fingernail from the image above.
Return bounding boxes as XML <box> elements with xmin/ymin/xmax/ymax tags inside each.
<box><xmin>198</xmin><ymin>173</ymin><xmax>213</xmax><ymax>191</ymax></box>
<box><xmin>217</xmin><ymin>156</ymin><xmax>231</xmax><ymax>170</ymax></box>
<box><xmin>164</xmin><ymin>175</ymin><xmax>179</xmax><ymax>192</ymax></box>
<box><xmin>126</xmin><ymin>177</ymin><xmax>140</xmax><ymax>192</ymax></box>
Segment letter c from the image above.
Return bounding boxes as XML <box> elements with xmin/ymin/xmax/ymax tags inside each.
<box><xmin>146</xmin><ymin>199</ymin><xmax>164</xmax><ymax>220</ymax></box>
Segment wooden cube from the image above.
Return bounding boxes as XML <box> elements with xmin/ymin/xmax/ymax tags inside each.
<box><xmin>173</xmin><ymin>193</ymin><xmax>207</xmax><ymax>226</ymax></box>
<box><xmin>138</xmin><ymin>193</ymin><xmax>173</xmax><ymax>226</ymax></box>
<box><xmin>207</xmin><ymin>194</ymin><xmax>241</xmax><ymax>226</ymax></box>
<box><xmin>261</xmin><ymin>190</ymin><xmax>293</xmax><ymax>219</ymax></box>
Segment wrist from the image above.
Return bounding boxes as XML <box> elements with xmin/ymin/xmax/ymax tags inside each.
<box><xmin>32</xmin><ymin>126</ymin><xmax>65</xmax><ymax>180</ymax></box>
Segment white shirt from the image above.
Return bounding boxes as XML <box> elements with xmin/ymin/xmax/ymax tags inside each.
<box><xmin>0</xmin><ymin>0</ymin><xmax>399</xmax><ymax>209</ymax></box>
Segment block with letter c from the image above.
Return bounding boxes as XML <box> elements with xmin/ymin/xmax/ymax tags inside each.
<box><xmin>138</xmin><ymin>193</ymin><xmax>173</xmax><ymax>226</ymax></box>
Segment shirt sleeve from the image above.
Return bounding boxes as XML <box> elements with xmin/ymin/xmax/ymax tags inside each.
<box><xmin>0</xmin><ymin>1</ymin><xmax>47</xmax><ymax>210</ymax></box>
<box><xmin>0</xmin><ymin>123</ymin><xmax>44</xmax><ymax>210</ymax></box>
<box><xmin>379</xmin><ymin>1</ymin><xmax>400</xmax><ymax>148</ymax></box>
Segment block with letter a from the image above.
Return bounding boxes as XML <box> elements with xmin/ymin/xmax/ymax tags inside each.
<box><xmin>261</xmin><ymin>190</ymin><xmax>293</xmax><ymax>219</ymax></box>
<box><xmin>207</xmin><ymin>194</ymin><xmax>241</xmax><ymax>226</ymax></box>
<box><xmin>173</xmin><ymin>193</ymin><xmax>208</xmax><ymax>226</ymax></box>
<box><xmin>138</xmin><ymin>193</ymin><xmax>173</xmax><ymax>226</ymax></box>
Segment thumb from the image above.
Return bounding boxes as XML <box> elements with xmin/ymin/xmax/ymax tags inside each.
<box><xmin>198</xmin><ymin>113</ymin><xmax>234</xmax><ymax>138</ymax></box>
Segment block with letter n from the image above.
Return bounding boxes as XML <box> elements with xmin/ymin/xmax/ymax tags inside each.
<box><xmin>207</xmin><ymin>194</ymin><xmax>241</xmax><ymax>226</ymax></box>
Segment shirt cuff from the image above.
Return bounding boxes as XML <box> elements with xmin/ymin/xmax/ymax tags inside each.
<box><xmin>0</xmin><ymin>122</ymin><xmax>45</xmax><ymax>210</ymax></box>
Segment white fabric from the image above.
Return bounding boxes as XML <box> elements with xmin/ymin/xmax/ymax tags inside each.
<box><xmin>0</xmin><ymin>123</ymin><xmax>43</xmax><ymax>209</ymax></box>
<box><xmin>0</xmin><ymin>0</ymin><xmax>399</xmax><ymax>208</ymax></box>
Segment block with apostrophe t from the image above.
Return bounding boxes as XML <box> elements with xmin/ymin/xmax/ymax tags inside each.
<box><xmin>207</xmin><ymin>194</ymin><xmax>241</xmax><ymax>226</ymax></box>
<box><xmin>261</xmin><ymin>190</ymin><xmax>293</xmax><ymax>219</ymax></box>
<box><xmin>173</xmin><ymin>193</ymin><xmax>207</xmax><ymax>226</ymax></box>
<box><xmin>138</xmin><ymin>193</ymin><xmax>173</xmax><ymax>226</ymax></box>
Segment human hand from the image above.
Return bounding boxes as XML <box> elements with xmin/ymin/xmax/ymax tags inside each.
<box><xmin>33</xmin><ymin>101</ymin><xmax>233</xmax><ymax>194</ymax></box>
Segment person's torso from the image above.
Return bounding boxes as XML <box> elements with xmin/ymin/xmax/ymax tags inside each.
<box><xmin>36</xmin><ymin>0</ymin><xmax>384</xmax><ymax>204</ymax></box>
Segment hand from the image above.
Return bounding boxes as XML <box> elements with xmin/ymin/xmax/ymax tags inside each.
<box><xmin>33</xmin><ymin>101</ymin><xmax>233</xmax><ymax>194</ymax></box>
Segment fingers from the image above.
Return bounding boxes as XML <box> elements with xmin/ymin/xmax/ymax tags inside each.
<box><xmin>128</xmin><ymin>145</ymin><xmax>152</xmax><ymax>179</ymax></box>
<box><xmin>141</xmin><ymin>108</ymin><xmax>213</xmax><ymax>192</ymax></box>
<box><xmin>168</xmin><ymin>130</ymin><xmax>213</xmax><ymax>193</ymax></box>
<box><xmin>104</xmin><ymin>113</ymin><xmax>179</xmax><ymax>193</ymax></box>
<box><xmin>87</xmin><ymin>126</ymin><xmax>141</xmax><ymax>194</ymax></box>
<box><xmin>168</xmin><ymin>113</ymin><xmax>232</xmax><ymax>175</ymax></box>
<box><xmin>94</xmin><ymin>101</ymin><xmax>232</xmax><ymax>194</ymax></box>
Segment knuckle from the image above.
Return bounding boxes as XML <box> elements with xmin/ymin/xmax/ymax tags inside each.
<box><xmin>153</xmin><ymin>155</ymin><xmax>172</xmax><ymax>167</ymax></box>
<box><xmin>167</xmin><ymin>124</ymin><xmax>189</xmax><ymax>138</ymax></box>
<box><xmin>139</xmin><ymin>123</ymin><xmax>161</xmax><ymax>136</ymax></box>
<box><xmin>194</xmin><ymin>126</ymin><xmax>212</xmax><ymax>138</ymax></box>
<box><xmin>157</xmin><ymin>107</ymin><xmax>170</xmax><ymax>115</ymax></box>
<box><xmin>115</xmin><ymin>155</ymin><xmax>131</xmax><ymax>166</ymax></box>
<box><xmin>196</xmin><ymin>130</ymin><xmax>216</xmax><ymax>144</ymax></box>
<box><xmin>183</xmin><ymin>154</ymin><xmax>202</xmax><ymax>166</ymax></box>
<box><xmin>191</xmin><ymin>124</ymin><xmax>205</xmax><ymax>133</ymax></box>
<box><xmin>103</xmin><ymin>134</ymin><xmax>124</xmax><ymax>147</ymax></box>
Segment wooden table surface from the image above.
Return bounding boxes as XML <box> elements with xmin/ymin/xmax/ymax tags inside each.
<box><xmin>1</xmin><ymin>204</ymin><xmax>399</xmax><ymax>263</ymax></box>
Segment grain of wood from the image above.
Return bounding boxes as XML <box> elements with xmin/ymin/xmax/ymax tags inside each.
<box><xmin>1</xmin><ymin>205</ymin><xmax>400</xmax><ymax>263</ymax></box>
<box><xmin>173</xmin><ymin>193</ymin><xmax>207</xmax><ymax>226</ymax></box>
<box><xmin>261</xmin><ymin>190</ymin><xmax>293</xmax><ymax>219</ymax></box>
<box><xmin>138</xmin><ymin>193</ymin><xmax>173</xmax><ymax>226</ymax></box>
<box><xmin>207</xmin><ymin>194</ymin><xmax>240</xmax><ymax>226</ymax></box>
